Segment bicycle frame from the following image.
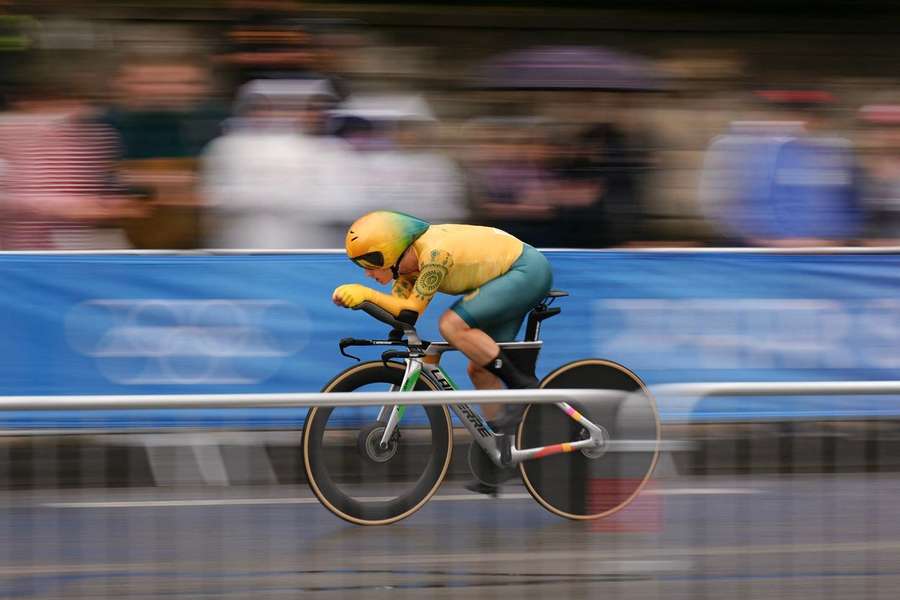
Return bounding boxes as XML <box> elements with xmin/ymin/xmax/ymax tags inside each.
<box><xmin>377</xmin><ymin>342</ymin><xmax>609</xmax><ymax>467</ymax></box>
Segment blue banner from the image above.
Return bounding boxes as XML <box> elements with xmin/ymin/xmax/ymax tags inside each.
<box><xmin>2</xmin><ymin>251</ymin><xmax>899</xmax><ymax>426</ymax></box>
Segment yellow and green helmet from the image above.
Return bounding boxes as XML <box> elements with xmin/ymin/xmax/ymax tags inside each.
<box><xmin>345</xmin><ymin>211</ymin><xmax>430</xmax><ymax>270</ymax></box>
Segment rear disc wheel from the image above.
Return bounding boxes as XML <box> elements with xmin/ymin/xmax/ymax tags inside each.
<box><xmin>518</xmin><ymin>359</ymin><xmax>660</xmax><ymax>520</ymax></box>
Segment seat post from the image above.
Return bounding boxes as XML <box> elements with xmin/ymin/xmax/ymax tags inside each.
<box><xmin>523</xmin><ymin>290</ymin><xmax>567</xmax><ymax>342</ymax></box>
<box><xmin>524</xmin><ymin>306</ymin><xmax>545</xmax><ymax>342</ymax></box>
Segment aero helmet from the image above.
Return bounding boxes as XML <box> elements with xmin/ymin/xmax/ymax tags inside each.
<box><xmin>345</xmin><ymin>211</ymin><xmax>430</xmax><ymax>270</ymax></box>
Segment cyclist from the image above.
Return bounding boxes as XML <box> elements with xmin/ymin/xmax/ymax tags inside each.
<box><xmin>332</xmin><ymin>210</ymin><xmax>553</xmax><ymax>492</ymax></box>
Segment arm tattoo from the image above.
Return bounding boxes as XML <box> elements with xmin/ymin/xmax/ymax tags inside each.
<box><xmin>413</xmin><ymin>250</ymin><xmax>453</xmax><ymax>301</ymax></box>
<box><xmin>392</xmin><ymin>277</ymin><xmax>414</xmax><ymax>299</ymax></box>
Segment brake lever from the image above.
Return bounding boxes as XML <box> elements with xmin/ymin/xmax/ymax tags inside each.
<box><xmin>340</xmin><ymin>346</ymin><xmax>361</xmax><ymax>361</ymax></box>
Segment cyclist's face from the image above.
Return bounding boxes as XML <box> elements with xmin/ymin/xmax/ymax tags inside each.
<box><xmin>365</xmin><ymin>267</ymin><xmax>393</xmax><ymax>285</ymax></box>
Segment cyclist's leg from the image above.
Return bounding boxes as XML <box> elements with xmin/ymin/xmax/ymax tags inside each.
<box><xmin>461</xmin><ymin>356</ymin><xmax>517</xmax><ymax>493</ymax></box>
<box><xmin>437</xmin><ymin>310</ymin><xmax>501</xmax><ymax>367</ymax></box>
<box><xmin>441</xmin><ymin>248</ymin><xmax>552</xmax><ymax>480</ymax></box>
<box><xmin>432</xmin><ymin>320</ymin><xmax>507</xmax><ymax>492</ymax></box>
<box><xmin>466</xmin><ymin>359</ymin><xmax>504</xmax><ymax>410</ymax></box>
<box><xmin>439</xmin><ymin>312</ymin><xmax>533</xmax><ymax>418</ymax></box>
<box><xmin>442</xmin><ymin>244</ymin><xmax>552</xmax><ymax>396</ymax></box>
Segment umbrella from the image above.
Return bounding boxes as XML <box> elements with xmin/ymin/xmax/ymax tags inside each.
<box><xmin>471</xmin><ymin>45</ymin><xmax>667</xmax><ymax>92</ymax></box>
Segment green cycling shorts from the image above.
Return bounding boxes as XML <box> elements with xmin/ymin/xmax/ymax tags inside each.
<box><xmin>450</xmin><ymin>244</ymin><xmax>553</xmax><ymax>342</ymax></box>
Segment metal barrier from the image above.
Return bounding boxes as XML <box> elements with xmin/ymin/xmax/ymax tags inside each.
<box><xmin>0</xmin><ymin>380</ymin><xmax>894</xmax><ymax>487</ymax></box>
<box><xmin>0</xmin><ymin>388</ymin><xmax>623</xmax><ymax>411</ymax></box>
<box><xmin>2</xmin><ymin>379</ymin><xmax>899</xmax><ymax>409</ymax></box>
<box><xmin>655</xmin><ymin>380</ymin><xmax>900</xmax><ymax>423</ymax></box>
<box><xmin>656</xmin><ymin>380</ymin><xmax>900</xmax><ymax>400</ymax></box>
<box><xmin>0</xmin><ymin>387</ymin><xmax>634</xmax><ymax>490</ymax></box>
<box><xmin>652</xmin><ymin>381</ymin><xmax>900</xmax><ymax>475</ymax></box>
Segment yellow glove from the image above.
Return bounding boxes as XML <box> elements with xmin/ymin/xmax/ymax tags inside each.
<box><xmin>332</xmin><ymin>284</ymin><xmax>372</xmax><ymax>309</ymax></box>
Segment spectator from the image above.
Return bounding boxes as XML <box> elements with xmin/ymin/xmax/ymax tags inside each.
<box><xmin>219</xmin><ymin>4</ymin><xmax>317</xmax><ymax>87</ymax></box>
<box><xmin>0</xmin><ymin>53</ymin><xmax>145</xmax><ymax>250</ymax></box>
<box><xmin>331</xmin><ymin>94</ymin><xmax>467</xmax><ymax>223</ymax></box>
<box><xmin>544</xmin><ymin>123</ymin><xmax>648</xmax><ymax>247</ymax></box>
<box><xmin>201</xmin><ymin>79</ymin><xmax>362</xmax><ymax>248</ymax></box>
<box><xmin>465</xmin><ymin>118</ymin><xmax>558</xmax><ymax>246</ymax></box>
<box><xmin>466</xmin><ymin>117</ymin><xmax>649</xmax><ymax>247</ymax></box>
<box><xmin>858</xmin><ymin>104</ymin><xmax>900</xmax><ymax>245</ymax></box>
<box><xmin>219</xmin><ymin>4</ymin><xmax>360</xmax><ymax>103</ymax></box>
<box><xmin>0</xmin><ymin>12</ymin><xmax>36</xmax><ymax>111</ymax></box>
<box><xmin>97</xmin><ymin>52</ymin><xmax>228</xmax><ymax>249</ymax></box>
<box><xmin>699</xmin><ymin>90</ymin><xmax>863</xmax><ymax>246</ymax></box>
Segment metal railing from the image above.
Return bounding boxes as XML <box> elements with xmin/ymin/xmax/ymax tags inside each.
<box><xmin>2</xmin><ymin>380</ymin><xmax>898</xmax><ymax>411</ymax></box>
<box><xmin>0</xmin><ymin>388</ymin><xmax>623</xmax><ymax>411</ymax></box>
<box><xmin>656</xmin><ymin>380</ymin><xmax>900</xmax><ymax>397</ymax></box>
<box><xmin>654</xmin><ymin>380</ymin><xmax>900</xmax><ymax>424</ymax></box>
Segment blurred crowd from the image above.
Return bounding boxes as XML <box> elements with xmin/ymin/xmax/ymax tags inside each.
<box><xmin>1</xmin><ymin>2</ymin><xmax>900</xmax><ymax>250</ymax></box>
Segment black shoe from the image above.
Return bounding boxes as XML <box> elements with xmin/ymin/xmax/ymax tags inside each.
<box><xmin>464</xmin><ymin>479</ymin><xmax>499</xmax><ymax>497</ymax></box>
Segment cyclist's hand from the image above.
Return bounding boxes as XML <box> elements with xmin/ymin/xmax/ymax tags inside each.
<box><xmin>332</xmin><ymin>284</ymin><xmax>371</xmax><ymax>309</ymax></box>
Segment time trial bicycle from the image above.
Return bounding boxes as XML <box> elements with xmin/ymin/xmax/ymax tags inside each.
<box><xmin>302</xmin><ymin>291</ymin><xmax>660</xmax><ymax>525</ymax></box>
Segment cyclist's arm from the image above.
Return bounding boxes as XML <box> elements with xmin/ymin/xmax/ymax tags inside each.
<box><xmin>333</xmin><ymin>250</ymin><xmax>453</xmax><ymax>318</ymax></box>
<box><xmin>356</xmin><ymin>275</ymin><xmax>431</xmax><ymax>317</ymax></box>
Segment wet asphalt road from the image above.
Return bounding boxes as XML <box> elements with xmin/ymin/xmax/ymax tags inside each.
<box><xmin>0</xmin><ymin>472</ymin><xmax>898</xmax><ymax>599</ymax></box>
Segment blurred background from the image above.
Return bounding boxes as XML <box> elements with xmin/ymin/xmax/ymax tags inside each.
<box><xmin>2</xmin><ymin>0</ymin><xmax>900</xmax><ymax>250</ymax></box>
<box><xmin>1</xmin><ymin>1</ymin><xmax>900</xmax><ymax>599</ymax></box>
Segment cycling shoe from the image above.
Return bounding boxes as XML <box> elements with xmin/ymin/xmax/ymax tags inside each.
<box><xmin>464</xmin><ymin>479</ymin><xmax>499</xmax><ymax>497</ymax></box>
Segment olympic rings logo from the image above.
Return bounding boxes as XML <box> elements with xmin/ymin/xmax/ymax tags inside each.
<box><xmin>65</xmin><ymin>299</ymin><xmax>310</xmax><ymax>384</ymax></box>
